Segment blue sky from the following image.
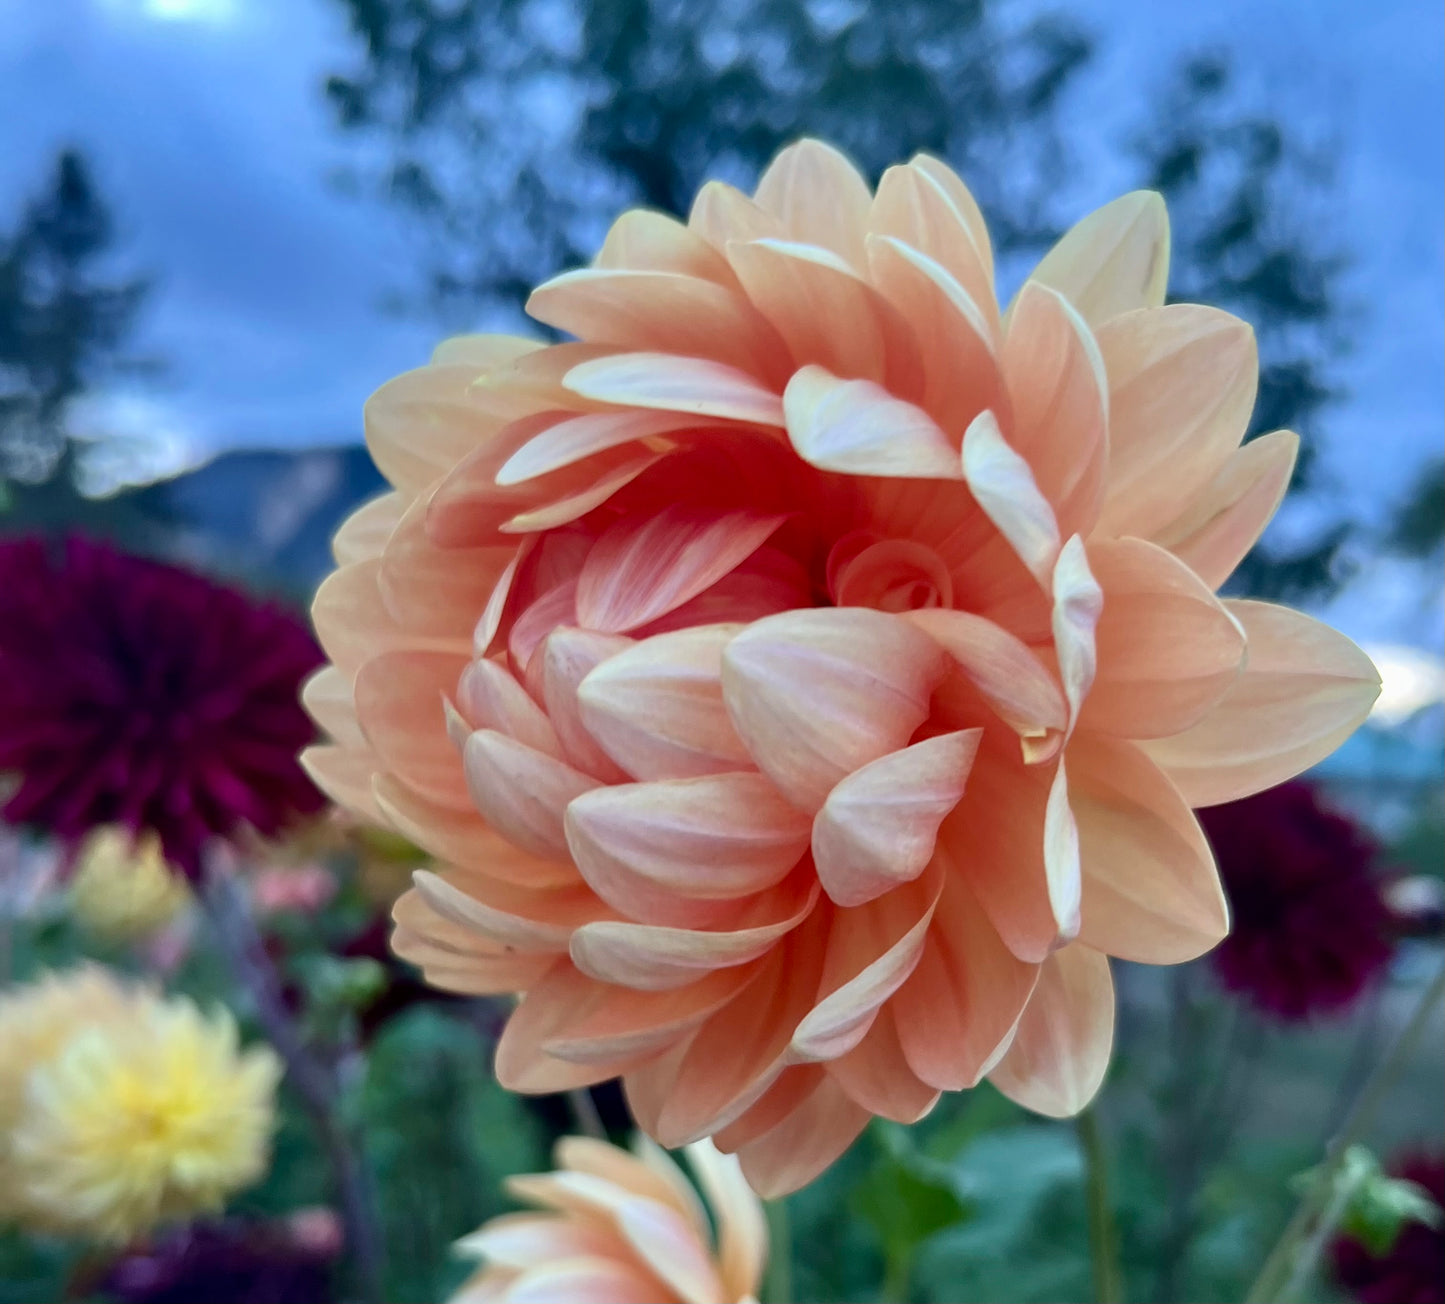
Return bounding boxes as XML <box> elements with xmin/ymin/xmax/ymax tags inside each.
<box><xmin>1</xmin><ymin>0</ymin><xmax>1441</xmax><ymax>651</ymax></box>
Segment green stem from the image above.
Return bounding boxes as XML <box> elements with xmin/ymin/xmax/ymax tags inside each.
<box><xmin>1077</xmin><ymin>1108</ymin><xmax>1125</xmax><ymax>1304</ymax></box>
<box><xmin>764</xmin><ymin>1197</ymin><xmax>792</xmax><ymax>1304</ymax></box>
<box><xmin>1245</xmin><ymin>960</ymin><xmax>1445</xmax><ymax>1304</ymax></box>
<box><xmin>880</xmin><ymin>1248</ymin><xmax>913</xmax><ymax>1303</ymax></box>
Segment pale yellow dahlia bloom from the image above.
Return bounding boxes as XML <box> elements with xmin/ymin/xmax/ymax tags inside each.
<box><xmin>0</xmin><ymin>967</ymin><xmax>280</xmax><ymax>1243</ymax></box>
<box><xmin>451</xmin><ymin>1136</ymin><xmax>766</xmax><ymax>1304</ymax></box>
<box><xmin>68</xmin><ymin>827</ymin><xmax>192</xmax><ymax>943</ymax></box>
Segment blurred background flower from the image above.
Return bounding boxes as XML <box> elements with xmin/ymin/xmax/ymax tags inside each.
<box><xmin>68</xmin><ymin>826</ymin><xmax>192</xmax><ymax>944</ymax></box>
<box><xmin>1332</xmin><ymin>1149</ymin><xmax>1445</xmax><ymax>1304</ymax></box>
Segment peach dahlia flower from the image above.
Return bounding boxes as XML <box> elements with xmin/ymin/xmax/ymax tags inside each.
<box><xmin>450</xmin><ymin>1136</ymin><xmax>765</xmax><ymax>1304</ymax></box>
<box><xmin>303</xmin><ymin>140</ymin><xmax>1379</xmax><ymax>1195</ymax></box>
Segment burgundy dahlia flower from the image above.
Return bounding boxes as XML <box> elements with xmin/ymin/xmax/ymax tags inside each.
<box><xmin>0</xmin><ymin>536</ymin><xmax>324</xmax><ymax>879</ymax></box>
<box><xmin>1199</xmin><ymin>781</ymin><xmax>1394</xmax><ymax>1021</ymax></box>
<box><xmin>1333</xmin><ymin>1151</ymin><xmax>1445</xmax><ymax>1304</ymax></box>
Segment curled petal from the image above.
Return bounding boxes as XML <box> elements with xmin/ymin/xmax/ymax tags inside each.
<box><xmin>722</xmin><ymin>608</ymin><xmax>950</xmax><ymax>813</ymax></box>
<box><xmin>1141</xmin><ymin>601</ymin><xmax>1380</xmax><ymax>806</ymax></box>
<box><xmin>812</xmin><ymin>730</ymin><xmax>981</xmax><ymax>908</ymax></box>
<box><xmin>596</xmin><ymin>207</ymin><xmax>740</xmax><ymax>282</ymax></box>
<box><xmin>988</xmin><ymin>943</ymin><xmax>1115</xmax><ymax>1118</ymax></box>
<box><xmin>615</xmin><ymin>1199</ymin><xmax>729</xmax><ymax>1304</ymax></box>
<box><xmin>538</xmin><ymin>627</ymin><xmax>635</xmax><ymax>781</ymax></box>
<box><xmin>1022</xmin><ymin>190</ymin><xmax>1170</xmax><ymax>328</ymax></box>
<box><xmin>564</xmin><ymin>353</ymin><xmax>785</xmax><ymax>425</ymax></box>
<box><xmin>409</xmin><ymin>869</ymin><xmax>605</xmax><ymax>954</ymax></box>
<box><xmin>1051</xmin><ymin>536</ymin><xmax>1105</xmax><ymax>735</ymax></box>
<box><xmin>688</xmin><ymin>180</ymin><xmax>786</xmax><ymax>249</ymax></box>
<box><xmin>962</xmin><ymin>409</ymin><xmax>1062</xmax><ymax>585</ymax></box>
<box><xmin>463</xmin><ymin>729</ymin><xmax>599</xmax><ymax>863</ymax></box>
<box><xmin>497</xmin><ymin>408</ymin><xmax>703</xmax><ymax>484</ymax></box>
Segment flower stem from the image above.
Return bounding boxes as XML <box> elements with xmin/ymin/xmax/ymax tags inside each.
<box><xmin>201</xmin><ymin>850</ymin><xmax>386</xmax><ymax>1304</ymax></box>
<box><xmin>566</xmin><ymin>1087</ymin><xmax>607</xmax><ymax>1140</ymax></box>
<box><xmin>1244</xmin><ymin>960</ymin><xmax>1445</xmax><ymax>1304</ymax></box>
<box><xmin>1077</xmin><ymin>1108</ymin><xmax>1124</xmax><ymax>1304</ymax></box>
<box><xmin>764</xmin><ymin>1197</ymin><xmax>792</xmax><ymax>1304</ymax></box>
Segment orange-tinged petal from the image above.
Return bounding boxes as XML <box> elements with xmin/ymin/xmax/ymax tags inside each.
<box><xmin>1095</xmin><ymin>304</ymin><xmax>1258</xmax><ymax>539</ymax></box>
<box><xmin>712</xmin><ymin>1065</ymin><xmax>827</xmax><ymax>1155</ymax></box>
<box><xmin>563</xmin><ymin>352</ymin><xmax>785</xmax><ymax>425</ymax></box>
<box><xmin>314</xmin><ymin>560</ymin><xmax>439</xmax><ymax>677</ymax></box>
<box><xmin>497</xmin><ymin>454</ymin><xmax>667</xmax><ymax>535</ymax></box>
<box><xmin>577</xmin><ymin>624</ymin><xmax>754</xmax><ymax>781</ymax></box>
<box><xmin>354</xmin><ymin>649</ymin><xmax>471</xmax><ymax>809</ymax></box>
<box><xmin>684</xmin><ymin>1141</ymin><xmax>768</xmax><ymax>1304</ymax></box>
<box><xmin>1068</xmin><ymin>733</ymin><xmax>1228</xmax><ymax>964</ymax></box>
<box><xmin>962</xmin><ymin>409</ymin><xmax>1062</xmax><ymax>585</ymax></box>
<box><xmin>988</xmin><ymin>943</ymin><xmax>1114</xmax><ymax>1118</ymax></box>
<box><xmin>752</xmin><ymin>138</ymin><xmax>871</xmax><ymax>269</ymax></box>
<box><xmin>615</xmin><ymin>1199</ymin><xmax>729</xmax><ymax>1304</ymax></box>
<box><xmin>302</xmin><ymin>666</ymin><xmax>363</xmax><ymax>747</ymax></box>
<box><xmin>498</xmin><ymin>1257</ymin><xmax>670</xmax><ymax>1304</ymax></box>
<box><xmin>453</xmin><ymin>1213</ymin><xmax>625</xmax><ymax>1272</ymax></box>
<box><xmin>429</xmin><ymin>333</ymin><xmax>544</xmax><ymax>370</ymax></box>
<box><xmin>1141</xmin><ymin>601</ymin><xmax>1380</xmax><ymax>806</ymax></box>
<box><xmin>496</xmin><ymin>408</ymin><xmax>703</xmax><ymax>484</ymax></box>
<box><xmin>556</xmin><ymin>1136</ymin><xmax>706</xmax><ymax>1232</ymax></box>
<box><xmin>1151</xmin><ymin>429</ymin><xmax>1298</xmax><ymax>590</ymax></box>
<box><xmin>538</xmin><ymin>627</ymin><xmax>635</xmax><ymax>781</ymax></box>
<box><xmin>1022</xmin><ymin>190</ymin><xmax>1169</xmax><ymax>328</ymax></box>
<box><xmin>783</xmin><ymin>365</ymin><xmax>962</xmax><ymax>480</ymax></box>
<box><xmin>1051</xmin><ymin>535</ymin><xmax>1104</xmax><ymax>734</ymax></box>
<box><xmin>300</xmin><ymin>744</ymin><xmax>382</xmax><ymax>823</ymax></box>
<box><xmin>735</xmin><ymin>1074</ymin><xmax>871</xmax><ymax>1198</ymax></box>
<box><xmin>688</xmin><ymin>180</ymin><xmax>786</xmax><ymax>249</ymax></box>
<box><xmin>812</xmin><ymin>730</ymin><xmax>982</xmax><ymax>908</ymax></box>
<box><xmin>408</xmin><ymin>870</ymin><xmax>602</xmax><ymax>956</ymax></box>
<box><xmin>721</xmin><ymin>607</ymin><xmax>951</xmax><ymax>812</ymax></box>
<box><xmin>892</xmin><ymin>868</ymin><xmax>1039</xmax><ymax>1090</ymax></box>
<box><xmin>364</xmin><ymin>364</ymin><xmax>509</xmax><ymax>495</ymax></box>
<box><xmin>595</xmin><ymin>207</ymin><xmax>741</xmax><ymax>283</ymax></box>
<box><xmin>463</xmin><ymin>729</ymin><xmax>599</xmax><ymax>863</ymax></box>
<box><xmin>1080</xmin><ymin>537</ymin><xmax>1246</xmax><ymax>739</ymax></box>
<box><xmin>570</xmin><ymin>872</ymin><xmax>819</xmax><ymax>991</ymax></box>
<box><xmin>828</xmin><ymin>1005</ymin><xmax>940</xmax><ymax>1123</ymax></box>
<box><xmin>576</xmin><ymin>507</ymin><xmax>785</xmax><ymax>634</ymax></box>
<box><xmin>564</xmin><ymin>772</ymin><xmax>811</xmax><ymax>926</ymax></box>
<box><xmin>332</xmin><ymin>491</ymin><xmax>403</xmax><ymax>566</ymax></box>
<box><xmin>457</xmin><ymin>656</ymin><xmax>565</xmax><ymax>759</ymax></box>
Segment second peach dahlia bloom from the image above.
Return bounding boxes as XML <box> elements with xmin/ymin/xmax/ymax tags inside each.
<box><xmin>303</xmin><ymin>140</ymin><xmax>1379</xmax><ymax>1195</ymax></box>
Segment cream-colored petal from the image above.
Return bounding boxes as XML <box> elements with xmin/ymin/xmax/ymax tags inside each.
<box><xmin>355</xmin><ymin>649</ymin><xmax>471</xmax><ymax>809</ymax></box>
<box><xmin>563</xmin><ymin>353</ymin><xmax>785</xmax><ymax>425</ymax></box>
<box><xmin>496</xmin><ymin>408</ymin><xmax>702</xmax><ymax>485</ymax></box>
<box><xmin>684</xmin><ymin>1141</ymin><xmax>768</xmax><ymax>1304</ymax></box>
<box><xmin>595</xmin><ymin>207</ymin><xmax>741</xmax><ymax>283</ymax></box>
<box><xmin>429</xmin><ymin>333</ymin><xmax>543</xmax><ymax>370</ymax></box>
<box><xmin>1021</xmin><ymin>191</ymin><xmax>1169</xmax><ymax>328</ymax></box>
<box><xmin>615</xmin><ymin>1199</ymin><xmax>728</xmax><ymax>1304</ymax></box>
<box><xmin>332</xmin><ymin>491</ymin><xmax>404</xmax><ymax>566</ymax></box>
<box><xmin>364</xmin><ymin>364</ymin><xmax>510</xmax><ymax>495</ymax></box>
<box><xmin>538</xmin><ymin>627</ymin><xmax>635</xmax><ymax>782</ymax></box>
<box><xmin>688</xmin><ymin>180</ymin><xmax>787</xmax><ymax>249</ymax></box>
<box><xmin>962</xmin><ymin>409</ymin><xmax>1062</xmax><ymax>585</ymax></box>
<box><xmin>407</xmin><ymin>870</ymin><xmax>600</xmax><ymax>954</ymax></box>
<box><xmin>1141</xmin><ymin>601</ymin><xmax>1379</xmax><ymax>806</ymax></box>
<box><xmin>988</xmin><ymin>943</ymin><xmax>1114</xmax><ymax>1117</ymax></box>
<box><xmin>752</xmin><ymin>138</ymin><xmax>872</xmax><ymax>268</ymax></box>
<box><xmin>1051</xmin><ymin>536</ymin><xmax>1104</xmax><ymax>735</ymax></box>
<box><xmin>300</xmin><ymin>744</ymin><xmax>383</xmax><ymax>823</ymax></box>
<box><xmin>302</xmin><ymin>666</ymin><xmax>363</xmax><ymax>748</ymax></box>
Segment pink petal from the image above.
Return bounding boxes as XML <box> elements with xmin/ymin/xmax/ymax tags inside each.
<box><xmin>683</xmin><ymin>1141</ymin><xmax>768</xmax><ymax>1304</ymax></box>
<box><xmin>332</xmin><ymin>491</ymin><xmax>403</xmax><ymax>567</ymax></box>
<box><xmin>615</xmin><ymin>1200</ymin><xmax>729</xmax><ymax>1304</ymax></box>
<box><xmin>961</xmin><ymin>409</ymin><xmax>1062</xmax><ymax>584</ymax></box>
<box><xmin>783</xmin><ymin>365</ymin><xmax>962</xmax><ymax>480</ymax></box>
<box><xmin>408</xmin><ymin>869</ymin><xmax>605</xmax><ymax>954</ymax></box>
<box><xmin>1051</xmin><ymin>536</ymin><xmax>1104</xmax><ymax>734</ymax></box>
<box><xmin>721</xmin><ymin>607</ymin><xmax>950</xmax><ymax>812</ymax></box>
<box><xmin>712</xmin><ymin>1065</ymin><xmax>826</xmax><ymax>1154</ymax></box>
<box><xmin>364</xmin><ymin>364</ymin><xmax>510</xmax><ymax>495</ymax></box>
<box><xmin>496</xmin><ymin>408</ymin><xmax>704</xmax><ymax>484</ymax></box>
<box><xmin>354</xmin><ymin>649</ymin><xmax>471</xmax><ymax>809</ymax></box>
<box><xmin>564</xmin><ymin>772</ymin><xmax>811</xmax><ymax>926</ymax></box>
<box><xmin>563</xmin><ymin>353</ymin><xmax>785</xmax><ymax>425</ymax></box>
<box><xmin>688</xmin><ymin>180</ymin><xmax>786</xmax><ymax>249</ymax></box>
<box><xmin>453</xmin><ymin>1214</ymin><xmax>624</xmax><ymax>1272</ymax></box>
<box><xmin>537</xmin><ymin>627</ymin><xmax>635</xmax><ymax>781</ymax></box>
<box><xmin>988</xmin><ymin>943</ymin><xmax>1115</xmax><ymax>1118</ymax></box>
<box><xmin>1080</xmin><ymin>537</ymin><xmax>1246</xmax><ymax>739</ymax></box>
<box><xmin>595</xmin><ymin>207</ymin><xmax>741</xmax><ymax>281</ymax></box>
<box><xmin>299</xmin><ymin>744</ymin><xmax>382</xmax><ymax>823</ymax></box>
<box><xmin>828</xmin><ymin>1005</ymin><xmax>940</xmax><ymax>1123</ymax></box>
<box><xmin>812</xmin><ymin>730</ymin><xmax>982</xmax><ymax>908</ymax></box>
<box><xmin>313</xmin><ymin>560</ymin><xmax>421</xmax><ymax>677</ymax></box>
<box><xmin>735</xmin><ymin>1075</ymin><xmax>871</xmax><ymax>1197</ymax></box>
<box><xmin>501</xmin><ymin>1258</ymin><xmax>670</xmax><ymax>1304</ymax></box>
<box><xmin>497</xmin><ymin>454</ymin><xmax>666</xmax><ymax>535</ymax></box>
<box><xmin>1141</xmin><ymin>600</ymin><xmax>1380</xmax><ymax>806</ymax></box>
<box><xmin>462</xmin><ymin>729</ymin><xmax>599</xmax><ymax>863</ymax></box>
<box><xmin>751</xmin><ymin>138</ymin><xmax>872</xmax><ymax>268</ymax></box>
<box><xmin>457</xmin><ymin>657</ymin><xmax>565</xmax><ymax>759</ymax></box>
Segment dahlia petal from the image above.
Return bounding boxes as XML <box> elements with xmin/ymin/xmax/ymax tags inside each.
<box><xmin>429</xmin><ymin>333</ymin><xmax>543</xmax><ymax>370</ymax></box>
<box><xmin>390</xmin><ymin>906</ymin><xmax>555</xmax><ymax>994</ymax></box>
<box><xmin>528</xmin><ymin>267</ymin><xmax>784</xmax><ymax>381</ymax></box>
<box><xmin>791</xmin><ymin>864</ymin><xmax>943</xmax><ymax>1061</ymax></box>
<box><xmin>475</xmin><ymin>549</ymin><xmax>525</xmax><ymax>656</ymax></box>
<box><xmin>783</xmin><ymin>365</ymin><xmax>962</xmax><ymax>480</ymax></box>
<box><xmin>409</xmin><ymin>870</ymin><xmax>600</xmax><ymax>954</ymax></box>
<box><xmin>354</xmin><ymin>649</ymin><xmax>471</xmax><ymax>809</ymax></box>
<box><xmin>463</xmin><ymin>729</ymin><xmax>599</xmax><ymax>863</ymax></box>
<box><xmin>497</xmin><ymin>453</ymin><xmax>666</xmax><ymax>534</ymax></box>
<box><xmin>576</xmin><ymin>507</ymin><xmax>786</xmax><ymax>634</ymax></box>
<box><xmin>1023</xmin><ymin>190</ymin><xmax>1170</xmax><ymax>327</ymax></box>
<box><xmin>688</xmin><ymin>180</ymin><xmax>787</xmax><ymax>248</ymax></box>
<box><xmin>596</xmin><ymin>207</ymin><xmax>740</xmax><ymax>283</ymax></box>
<box><xmin>365</xmin><ymin>365</ymin><xmax>508</xmax><ymax>495</ymax></box>
<box><xmin>1051</xmin><ymin>535</ymin><xmax>1104</xmax><ymax>734</ymax></box>
<box><xmin>457</xmin><ymin>657</ymin><xmax>565</xmax><ymax>759</ymax></box>
<box><xmin>301</xmin><ymin>666</ymin><xmax>363</xmax><ymax>747</ymax></box>
<box><xmin>828</xmin><ymin>1005</ymin><xmax>940</xmax><ymax>1123</ymax></box>
<box><xmin>564</xmin><ymin>772</ymin><xmax>812</xmax><ymax>925</ymax></box>
<box><xmin>1001</xmin><ymin>282</ymin><xmax>1110</xmax><ymax>536</ymax></box>
<box><xmin>988</xmin><ymin>943</ymin><xmax>1114</xmax><ymax>1118</ymax></box>
<box><xmin>1095</xmin><ymin>305</ymin><xmax>1258</xmax><ymax>539</ymax></box>
<box><xmin>496</xmin><ymin>409</ymin><xmax>702</xmax><ymax>484</ymax></box>
<box><xmin>721</xmin><ymin>607</ymin><xmax>950</xmax><ymax>812</ymax></box>
<box><xmin>962</xmin><ymin>409</ymin><xmax>1062</xmax><ymax>584</ymax></box>
<box><xmin>563</xmin><ymin>353</ymin><xmax>785</xmax><ymax>425</ymax></box>
<box><xmin>892</xmin><ymin>869</ymin><xmax>1039</xmax><ymax>1090</ymax></box>
<box><xmin>865</xmin><ymin>233</ymin><xmax>1001</xmax><ymax>436</ymax></box>
<box><xmin>683</xmin><ymin>1141</ymin><xmax>768</xmax><ymax>1304</ymax></box>
<box><xmin>313</xmin><ymin>561</ymin><xmax>419</xmax><ymax>676</ymax></box>
<box><xmin>500</xmin><ymin>1256</ymin><xmax>667</xmax><ymax>1303</ymax></box>
<box><xmin>1081</xmin><ymin>537</ymin><xmax>1246</xmax><ymax>739</ymax></box>
<box><xmin>542</xmin><ymin>964</ymin><xmax>762</xmax><ymax>1066</ymax></box>
<box><xmin>902</xmin><ymin>608</ymin><xmax>1068</xmax><ymax>744</ymax></box>
<box><xmin>811</xmin><ymin>730</ymin><xmax>982</xmax><ymax>908</ymax></box>
<box><xmin>727</xmin><ymin>239</ymin><xmax>914</xmax><ymax>387</ymax></box>
<box><xmin>509</xmin><ymin>580</ymin><xmax>580</xmax><ymax>683</ymax></box>
<box><xmin>829</xmin><ymin>536</ymin><xmax>954</xmax><ymax>611</ymax></box>
<box><xmin>1068</xmin><ymin>734</ymin><xmax>1228</xmax><ymax>964</ymax></box>
<box><xmin>1151</xmin><ymin>429</ymin><xmax>1298</xmax><ymax>589</ymax></box>
<box><xmin>332</xmin><ymin>491</ymin><xmax>403</xmax><ymax>566</ymax></box>
<box><xmin>712</xmin><ymin>1065</ymin><xmax>827</xmax><ymax>1154</ymax></box>
<box><xmin>576</xmin><ymin>624</ymin><xmax>754</xmax><ymax>781</ymax></box>
<box><xmin>752</xmin><ymin>138</ymin><xmax>871</xmax><ymax>268</ymax></box>
<box><xmin>466</xmin><ymin>343</ymin><xmax>614</xmax><ymax>422</ymax></box>
<box><xmin>567</xmin><ymin>1135</ymin><xmax>710</xmax><ymax>1236</ymax></box>
<box><xmin>615</xmin><ymin>1200</ymin><xmax>729</xmax><ymax>1304</ymax></box>
<box><xmin>538</xmin><ymin>627</ymin><xmax>635</xmax><ymax>781</ymax></box>
<box><xmin>570</xmin><ymin>874</ymin><xmax>819</xmax><ymax>991</ymax></box>
<box><xmin>735</xmin><ymin>1074</ymin><xmax>871</xmax><ymax>1198</ymax></box>
<box><xmin>299</xmin><ymin>744</ymin><xmax>382</xmax><ymax>822</ymax></box>
<box><xmin>373</xmin><ymin>774</ymin><xmax>580</xmax><ymax>888</ymax></box>
<box><xmin>381</xmin><ymin>493</ymin><xmax>513</xmax><ymax>637</ymax></box>
<box><xmin>868</xmin><ymin>160</ymin><xmax>998</xmax><ymax>342</ymax></box>
<box><xmin>453</xmin><ymin>1214</ymin><xmax>624</xmax><ymax>1271</ymax></box>
<box><xmin>1141</xmin><ymin>601</ymin><xmax>1380</xmax><ymax>806</ymax></box>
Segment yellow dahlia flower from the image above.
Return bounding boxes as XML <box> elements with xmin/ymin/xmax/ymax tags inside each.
<box><xmin>451</xmin><ymin>1136</ymin><xmax>766</xmax><ymax>1304</ymax></box>
<box><xmin>1</xmin><ymin>968</ymin><xmax>280</xmax><ymax>1243</ymax></box>
<box><xmin>68</xmin><ymin>827</ymin><xmax>191</xmax><ymax>943</ymax></box>
<box><xmin>304</xmin><ymin>139</ymin><xmax>1379</xmax><ymax>1194</ymax></box>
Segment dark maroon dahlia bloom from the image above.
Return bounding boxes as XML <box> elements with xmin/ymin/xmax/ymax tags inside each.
<box><xmin>1333</xmin><ymin>1151</ymin><xmax>1445</xmax><ymax>1304</ymax></box>
<box><xmin>1199</xmin><ymin>780</ymin><xmax>1394</xmax><ymax>1021</ymax></box>
<box><xmin>0</xmin><ymin>536</ymin><xmax>324</xmax><ymax>879</ymax></box>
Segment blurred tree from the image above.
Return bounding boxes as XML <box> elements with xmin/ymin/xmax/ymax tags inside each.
<box><xmin>1135</xmin><ymin>56</ymin><xmax>1353</xmax><ymax>600</ymax></box>
<box><xmin>1385</xmin><ymin>455</ymin><xmax>1445</xmax><ymax>560</ymax></box>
